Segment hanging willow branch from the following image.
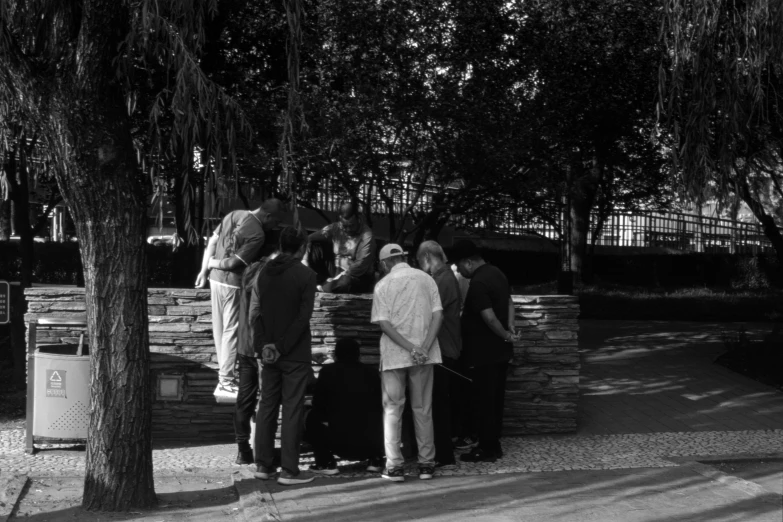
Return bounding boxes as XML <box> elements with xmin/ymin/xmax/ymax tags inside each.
<box><xmin>658</xmin><ymin>0</ymin><xmax>783</xmax><ymax>204</ymax></box>
<box><xmin>280</xmin><ymin>0</ymin><xmax>307</xmax><ymax>226</ymax></box>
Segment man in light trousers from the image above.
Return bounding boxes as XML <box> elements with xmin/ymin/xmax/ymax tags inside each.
<box><xmin>195</xmin><ymin>198</ymin><xmax>283</xmax><ymax>395</ymax></box>
<box><xmin>371</xmin><ymin>243</ymin><xmax>443</xmax><ymax>482</ymax></box>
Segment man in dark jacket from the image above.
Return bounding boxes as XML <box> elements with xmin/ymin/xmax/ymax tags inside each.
<box><xmin>304</xmin><ymin>339</ymin><xmax>385</xmax><ymax>475</ymax></box>
<box><xmin>250</xmin><ymin>226</ymin><xmax>318</xmax><ymax>486</ymax></box>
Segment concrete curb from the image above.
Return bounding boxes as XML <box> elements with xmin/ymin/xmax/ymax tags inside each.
<box><xmin>681</xmin><ymin>461</ymin><xmax>782</xmax><ymax>507</ymax></box>
<box><xmin>233</xmin><ymin>468</ymin><xmax>281</xmax><ymax>521</ymax></box>
<box><xmin>0</xmin><ymin>474</ymin><xmax>28</xmax><ymax>522</ymax></box>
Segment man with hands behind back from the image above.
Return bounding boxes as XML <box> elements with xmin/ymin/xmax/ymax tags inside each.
<box><xmin>371</xmin><ymin>243</ymin><xmax>443</xmax><ymax>482</ymax></box>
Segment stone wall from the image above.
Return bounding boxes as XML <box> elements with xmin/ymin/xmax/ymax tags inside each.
<box><xmin>24</xmin><ymin>288</ymin><xmax>579</xmax><ymax>440</ymax></box>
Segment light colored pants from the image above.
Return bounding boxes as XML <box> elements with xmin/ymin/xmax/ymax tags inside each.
<box><xmin>381</xmin><ymin>364</ymin><xmax>435</xmax><ymax>469</ymax></box>
<box><xmin>211</xmin><ymin>282</ymin><xmax>240</xmax><ymax>382</ymax></box>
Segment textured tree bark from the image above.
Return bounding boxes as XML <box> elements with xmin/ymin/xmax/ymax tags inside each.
<box><xmin>42</xmin><ymin>0</ymin><xmax>157</xmax><ymax>508</ymax></box>
<box><xmin>55</xmin><ymin>99</ymin><xmax>156</xmax><ymax>509</ymax></box>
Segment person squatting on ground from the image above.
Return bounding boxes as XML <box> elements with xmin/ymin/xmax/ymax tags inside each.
<box><xmin>250</xmin><ymin>226</ymin><xmax>318</xmax><ymax>486</ymax></box>
<box><xmin>452</xmin><ymin>239</ymin><xmax>518</xmax><ymax>463</ymax></box>
<box><xmin>195</xmin><ymin>198</ymin><xmax>284</xmax><ymax>394</ymax></box>
<box><xmin>416</xmin><ymin>240</ymin><xmax>462</xmax><ymax>468</ymax></box>
<box><xmin>371</xmin><ymin>243</ymin><xmax>443</xmax><ymax>482</ymax></box>
<box><xmin>308</xmin><ymin>202</ymin><xmax>376</xmax><ymax>293</ymax></box>
<box><xmin>304</xmin><ymin>338</ymin><xmax>385</xmax><ymax>475</ymax></box>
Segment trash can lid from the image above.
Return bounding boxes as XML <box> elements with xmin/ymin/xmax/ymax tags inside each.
<box><xmin>38</xmin><ymin>316</ymin><xmax>88</xmax><ymax>327</ymax></box>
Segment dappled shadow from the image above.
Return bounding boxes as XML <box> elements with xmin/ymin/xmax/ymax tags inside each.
<box><xmin>10</xmin><ymin>476</ymin><xmax>238</xmax><ymax>521</ymax></box>
<box><xmin>577</xmin><ymin>320</ymin><xmax>783</xmax><ymax>435</ymax></box>
<box><xmin>254</xmin><ymin>465</ymin><xmax>783</xmax><ymax>521</ymax></box>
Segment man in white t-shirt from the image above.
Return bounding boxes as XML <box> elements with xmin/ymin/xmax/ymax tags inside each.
<box><xmin>371</xmin><ymin>243</ymin><xmax>443</xmax><ymax>482</ymax></box>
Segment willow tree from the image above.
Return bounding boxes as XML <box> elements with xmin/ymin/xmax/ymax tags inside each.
<box><xmin>0</xmin><ymin>0</ymin><xmax>247</xmax><ymax>510</ymax></box>
<box><xmin>659</xmin><ymin>0</ymin><xmax>783</xmax><ymax>264</ymax></box>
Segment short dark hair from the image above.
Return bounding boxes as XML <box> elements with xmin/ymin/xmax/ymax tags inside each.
<box><xmin>450</xmin><ymin>239</ymin><xmax>482</xmax><ymax>263</ymax></box>
<box><xmin>334</xmin><ymin>338</ymin><xmax>360</xmax><ymax>363</ymax></box>
<box><xmin>279</xmin><ymin>226</ymin><xmax>308</xmax><ymax>255</ymax></box>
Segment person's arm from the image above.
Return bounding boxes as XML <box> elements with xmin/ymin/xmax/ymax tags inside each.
<box><xmin>507</xmin><ymin>297</ymin><xmax>516</xmax><ymax>332</ymax></box>
<box><xmin>377</xmin><ymin>321</ymin><xmax>419</xmax><ymax>353</ymax></box>
<box><xmin>420</xmin><ymin>310</ymin><xmax>443</xmax><ymax>355</ymax></box>
<box><xmin>344</xmin><ymin>232</ymin><xmax>375</xmax><ymax>278</ymax></box>
<box><xmin>249</xmin><ymin>277</ymin><xmax>265</xmax><ymax>356</ymax></box>
<box><xmin>276</xmin><ymin>270</ymin><xmax>317</xmax><ymax>355</ymax></box>
<box><xmin>209</xmin><ymin>256</ymin><xmax>244</xmax><ymax>271</ymax></box>
<box><xmin>479</xmin><ymin>307</ymin><xmax>515</xmax><ymax>342</ymax></box>
<box><xmin>308</xmin><ymin>223</ymin><xmax>332</xmax><ymax>243</ymax></box>
<box><xmin>195</xmin><ymin>233</ymin><xmax>219</xmax><ymax>288</ymax></box>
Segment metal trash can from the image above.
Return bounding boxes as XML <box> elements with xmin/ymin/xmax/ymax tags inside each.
<box><xmin>25</xmin><ymin>317</ymin><xmax>90</xmax><ymax>454</ymax></box>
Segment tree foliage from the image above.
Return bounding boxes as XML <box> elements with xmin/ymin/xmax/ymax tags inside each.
<box><xmin>659</xmin><ymin>0</ymin><xmax>783</xmax><ymax>263</ymax></box>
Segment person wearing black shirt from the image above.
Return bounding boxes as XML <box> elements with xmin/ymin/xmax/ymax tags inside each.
<box><xmin>451</xmin><ymin>240</ymin><xmax>517</xmax><ymax>463</ymax></box>
<box><xmin>305</xmin><ymin>339</ymin><xmax>385</xmax><ymax>475</ymax></box>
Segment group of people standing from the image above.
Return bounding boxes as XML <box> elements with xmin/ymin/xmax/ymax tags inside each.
<box><xmin>196</xmin><ymin>198</ymin><xmax>518</xmax><ymax>485</ymax></box>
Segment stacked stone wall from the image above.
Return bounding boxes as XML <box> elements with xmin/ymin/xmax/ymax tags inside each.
<box><xmin>24</xmin><ymin>288</ymin><xmax>579</xmax><ymax>440</ymax></box>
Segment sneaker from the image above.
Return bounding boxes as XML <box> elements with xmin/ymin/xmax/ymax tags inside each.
<box><xmin>278</xmin><ymin>469</ymin><xmax>316</xmax><ymax>486</ymax></box>
<box><xmin>453</xmin><ymin>436</ymin><xmax>478</xmax><ymax>450</ymax></box>
<box><xmin>366</xmin><ymin>457</ymin><xmax>385</xmax><ymax>473</ymax></box>
<box><xmin>460</xmin><ymin>448</ymin><xmax>497</xmax><ymax>463</ymax></box>
<box><xmin>253</xmin><ymin>464</ymin><xmax>276</xmax><ymax>480</ymax></box>
<box><xmin>215</xmin><ymin>381</ymin><xmax>238</xmax><ymax>395</ymax></box>
<box><xmin>235</xmin><ymin>449</ymin><xmax>254</xmax><ymax>465</ymax></box>
<box><xmin>309</xmin><ymin>463</ymin><xmax>339</xmax><ymax>476</ymax></box>
<box><xmin>419</xmin><ymin>466</ymin><xmax>435</xmax><ymax>480</ymax></box>
<box><xmin>381</xmin><ymin>467</ymin><xmax>405</xmax><ymax>482</ymax></box>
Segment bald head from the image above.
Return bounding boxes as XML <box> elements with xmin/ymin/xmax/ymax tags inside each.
<box><xmin>416</xmin><ymin>240</ymin><xmax>447</xmax><ymax>274</ymax></box>
<box><xmin>257</xmin><ymin>198</ymin><xmax>284</xmax><ymax>230</ymax></box>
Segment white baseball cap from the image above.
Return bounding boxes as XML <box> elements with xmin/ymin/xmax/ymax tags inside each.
<box><xmin>379</xmin><ymin>243</ymin><xmax>408</xmax><ymax>261</ymax></box>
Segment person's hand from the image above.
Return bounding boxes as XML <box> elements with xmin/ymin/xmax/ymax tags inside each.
<box><xmin>504</xmin><ymin>329</ymin><xmax>520</xmax><ymax>343</ymax></box>
<box><xmin>195</xmin><ymin>271</ymin><xmax>209</xmax><ymax>289</ymax></box>
<box><xmin>261</xmin><ymin>343</ymin><xmax>281</xmax><ymax>364</ymax></box>
<box><xmin>411</xmin><ymin>349</ymin><xmax>429</xmax><ymax>365</ymax></box>
<box><xmin>317</xmin><ymin>285</ymin><xmax>324</xmax><ymax>292</ymax></box>
<box><xmin>326</xmin><ymin>278</ymin><xmax>334</xmax><ymax>283</ymax></box>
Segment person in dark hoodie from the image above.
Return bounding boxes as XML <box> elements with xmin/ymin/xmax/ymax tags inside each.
<box><xmin>304</xmin><ymin>338</ymin><xmax>385</xmax><ymax>475</ymax></box>
<box><xmin>250</xmin><ymin>226</ymin><xmax>318</xmax><ymax>486</ymax></box>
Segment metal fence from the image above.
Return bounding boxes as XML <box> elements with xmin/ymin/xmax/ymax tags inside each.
<box><xmin>300</xmin><ymin>176</ymin><xmax>777</xmax><ymax>254</ymax></box>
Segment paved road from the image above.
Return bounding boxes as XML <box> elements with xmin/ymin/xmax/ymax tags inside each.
<box><xmin>578</xmin><ymin>320</ymin><xmax>783</xmax><ymax>435</ymax></box>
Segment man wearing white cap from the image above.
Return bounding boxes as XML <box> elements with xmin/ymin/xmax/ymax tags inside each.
<box><xmin>371</xmin><ymin>243</ymin><xmax>443</xmax><ymax>482</ymax></box>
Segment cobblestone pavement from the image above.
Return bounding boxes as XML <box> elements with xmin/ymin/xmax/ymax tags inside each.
<box><xmin>3</xmin><ymin>427</ymin><xmax>783</xmax><ymax>478</ymax></box>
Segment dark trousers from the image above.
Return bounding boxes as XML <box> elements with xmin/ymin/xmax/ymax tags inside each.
<box><xmin>433</xmin><ymin>361</ymin><xmax>455</xmax><ymax>464</ymax></box>
<box><xmin>304</xmin><ymin>414</ymin><xmax>383</xmax><ymax>467</ymax></box>
<box><xmin>255</xmin><ymin>360</ymin><xmax>310</xmax><ymax>474</ymax></box>
<box><xmin>454</xmin><ymin>358</ymin><xmax>475</xmax><ymax>438</ymax></box>
<box><xmin>471</xmin><ymin>362</ymin><xmax>509</xmax><ymax>455</ymax></box>
<box><xmin>234</xmin><ymin>354</ymin><xmax>261</xmax><ymax>451</ymax></box>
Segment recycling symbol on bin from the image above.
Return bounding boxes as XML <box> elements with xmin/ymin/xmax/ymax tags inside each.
<box><xmin>46</xmin><ymin>369</ymin><xmax>67</xmax><ymax>398</ymax></box>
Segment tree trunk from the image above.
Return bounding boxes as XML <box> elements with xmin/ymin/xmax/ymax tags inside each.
<box><xmin>739</xmin><ymin>178</ymin><xmax>783</xmax><ymax>268</ymax></box>
<box><xmin>55</xmin><ymin>98</ymin><xmax>156</xmax><ymax>511</ymax></box>
<box><xmin>568</xmin><ymin>159</ymin><xmax>601</xmax><ymax>284</ymax></box>
<box><xmin>0</xmin><ymin>198</ymin><xmax>10</xmax><ymax>241</ymax></box>
<box><xmin>12</xmin><ymin>147</ymin><xmax>35</xmax><ymax>286</ymax></box>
